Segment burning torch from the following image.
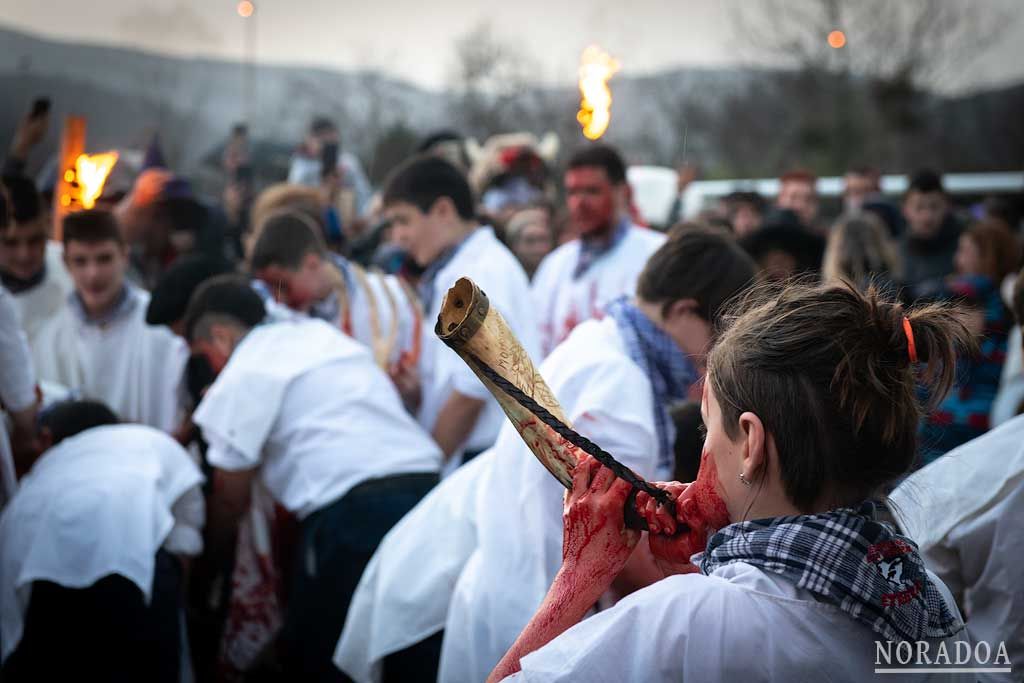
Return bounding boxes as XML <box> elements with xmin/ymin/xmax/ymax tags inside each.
<box><xmin>577</xmin><ymin>45</ymin><xmax>620</xmax><ymax>141</ymax></box>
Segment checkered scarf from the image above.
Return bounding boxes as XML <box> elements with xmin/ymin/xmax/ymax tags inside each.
<box><xmin>605</xmin><ymin>296</ymin><xmax>698</xmax><ymax>474</ymax></box>
<box><xmin>700</xmin><ymin>502</ymin><xmax>963</xmax><ymax>642</ymax></box>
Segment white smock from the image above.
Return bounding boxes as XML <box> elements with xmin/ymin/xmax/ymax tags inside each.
<box><xmin>531</xmin><ymin>225</ymin><xmax>665</xmax><ymax>357</ymax></box>
<box><xmin>0</xmin><ymin>287</ymin><xmax>36</xmax><ymax>508</ymax></box>
<box><xmin>8</xmin><ymin>241</ymin><xmax>73</xmax><ymax>347</ymax></box>
<box><xmin>417</xmin><ymin>227</ymin><xmax>540</xmax><ymax>459</ymax></box>
<box><xmin>0</xmin><ymin>424</ymin><xmax>204</xmax><ymax>662</ymax></box>
<box><xmin>194</xmin><ymin>318</ymin><xmax>440</xmax><ymax>519</ymax></box>
<box><xmin>31</xmin><ymin>285</ymin><xmax>187</xmax><ymax>431</ymax></box>
<box><xmin>890</xmin><ymin>414</ymin><xmax>1024</xmax><ymax>683</ymax></box>
<box><xmin>505</xmin><ymin>563</ymin><xmax>974</xmax><ymax>683</ymax></box>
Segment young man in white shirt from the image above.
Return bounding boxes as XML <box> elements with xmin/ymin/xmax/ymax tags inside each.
<box><xmin>30</xmin><ymin>210</ymin><xmax>188</xmax><ymax>432</ymax></box>
<box><xmin>0</xmin><ymin>401</ymin><xmax>204</xmax><ymax>682</ymax></box>
<box><xmin>531</xmin><ymin>145</ymin><xmax>665</xmax><ymax>357</ymax></box>
<box><xmin>382</xmin><ymin>155</ymin><xmax>540</xmax><ymax>469</ymax></box>
<box><xmin>0</xmin><ymin>175</ymin><xmax>73</xmax><ymax>346</ymax></box>
<box><xmin>186</xmin><ymin>276</ymin><xmax>441</xmax><ymax>680</ymax></box>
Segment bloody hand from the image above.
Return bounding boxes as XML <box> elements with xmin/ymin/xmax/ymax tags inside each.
<box><xmin>634</xmin><ymin>451</ymin><xmax>731</xmax><ymax>575</ymax></box>
<box><xmin>561</xmin><ymin>456</ymin><xmax>640</xmax><ymax>585</ymax></box>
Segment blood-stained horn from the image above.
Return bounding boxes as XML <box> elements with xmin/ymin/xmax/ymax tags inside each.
<box><xmin>436</xmin><ymin>277</ymin><xmax>576</xmax><ymax>488</ymax></box>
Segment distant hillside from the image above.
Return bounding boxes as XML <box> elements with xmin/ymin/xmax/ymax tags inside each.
<box><xmin>2</xmin><ymin>24</ymin><xmax>1021</xmax><ymax>183</ymax></box>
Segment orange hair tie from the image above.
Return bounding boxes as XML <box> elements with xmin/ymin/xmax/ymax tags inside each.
<box><xmin>902</xmin><ymin>316</ymin><xmax>918</xmax><ymax>364</ymax></box>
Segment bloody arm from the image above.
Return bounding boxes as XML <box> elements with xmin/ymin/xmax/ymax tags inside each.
<box><xmin>488</xmin><ymin>457</ymin><xmax>639</xmax><ymax>682</ymax></box>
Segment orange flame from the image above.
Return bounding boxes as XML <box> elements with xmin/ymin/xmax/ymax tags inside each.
<box><xmin>577</xmin><ymin>45</ymin><xmax>620</xmax><ymax>141</ymax></box>
<box><xmin>74</xmin><ymin>152</ymin><xmax>119</xmax><ymax>209</ymax></box>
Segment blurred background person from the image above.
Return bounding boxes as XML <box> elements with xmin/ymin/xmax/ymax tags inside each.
<box><xmin>721</xmin><ymin>190</ymin><xmax>766</xmax><ymax>238</ymax></box>
<box><xmin>821</xmin><ymin>212</ymin><xmax>902</xmax><ymax>290</ymax></box>
<box><xmin>503</xmin><ymin>205</ymin><xmax>554</xmax><ymax>280</ymax></box>
<box><xmin>900</xmin><ymin>170</ymin><xmax>962</xmax><ymax>298</ymax></box>
<box><xmin>774</xmin><ymin>169</ymin><xmax>821</xmax><ymax>234</ymax></box>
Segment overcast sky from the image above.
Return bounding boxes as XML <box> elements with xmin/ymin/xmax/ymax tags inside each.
<box><xmin>3</xmin><ymin>0</ymin><xmax>1022</xmax><ymax>92</ymax></box>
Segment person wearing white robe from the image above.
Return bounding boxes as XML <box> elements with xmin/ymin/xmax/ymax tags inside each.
<box><xmin>187</xmin><ymin>277</ymin><xmax>441</xmax><ymax>680</ymax></box>
<box><xmin>0</xmin><ymin>175</ymin><xmax>74</xmax><ymax>346</ymax></box>
<box><xmin>5</xmin><ymin>243</ymin><xmax>73</xmax><ymax>347</ymax></box>
<box><xmin>0</xmin><ymin>286</ymin><xmax>38</xmax><ymax>508</ymax></box>
<box><xmin>30</xmin><ymin>210</ymin><xmax>187</xmax><ymax>432</ymax></box>
<box><xmin>0</xmin><ymin>415</ymin><xmax>204</xmax><ymax>681</ymax></box>
<box><xmin>336</xmin><ymin>231</ymin><xmax>757</xmax><ymax>683</ymax></box>
<box><xmin>381</xmin><ymin>155</ymin><xmax>539</xmax><ymax>469</ymax></box>
<box><xmin>488</xmin><ymin>280</ymin><xmax>977</xmax><ymax>683</ymax></box>
<box><xmin>890</xmin><ymin>414</ymin><xmax>1024</xmax><ymax>683</ymax></box>
<box><xmin>531</xmin><ymin>145</ymin><xmax>665</xmax><ymax>357</ymax></box>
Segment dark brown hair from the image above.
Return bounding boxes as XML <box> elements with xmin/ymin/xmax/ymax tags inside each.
<box><xmin>637</xmin><ymin>229</ymin><xmax>757</xmax><ymax>322</ymax></box>
<box><xmin>63</xmin><ymin>209</ymin><xmax>123</xmax><ymax>246</ymax></box>
<box><xmin>708</xmin><ymin>280</ymin><xmax>976</xmax><ymax>511</ymax></box>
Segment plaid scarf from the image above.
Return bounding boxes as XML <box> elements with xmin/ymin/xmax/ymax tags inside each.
<box><xmin>573</xmin><ymin>218</ymin><xmax>630</xmax><ymax>280</ymax></box>
<box><xmin>605</xmin><ymin>296</ymin><xmax>697</xmax><ymax>473</ymax></box>
<box><xmin>700</xmin><ymin>502</ymin><xmax>963</xmax><ymax>642</ymax></box>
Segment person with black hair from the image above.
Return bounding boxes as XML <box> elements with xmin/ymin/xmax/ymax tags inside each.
<box><xmin>0</xmin><ymin>174</ymin><xmax>73</xmax><ymax>345</ymax></box>
<box><xmin>186</xmin><ymin>276</ymin><xmax>440</xmax><ymax>680</ymax></box>
<box><xmin>336</xmin><ymin>230</ymin><xmax>757</xmax><ymax>683</ymax></box>
<box><xmin>900</xmin><ymin>170</ymin><xmax>963</xmax><ymax>294</ymax></box>
<box><xmin>30</xmin><ymin>209</ymin><xmax>188</xmax><ymax>432</ymax></box>
<box><xmin>531</xmin><ymin>144</ymin><xmax>665</xmax><ymax>357</ymax></box>
<box><xmin>0</xmin><ymin>408</ymin><xmax>204</xmax><ymax>682</ymax></box>
<box><xmin>382</xmin><ymin>155</ymin><xmax>539</xmax><ymax>469</ymax></box>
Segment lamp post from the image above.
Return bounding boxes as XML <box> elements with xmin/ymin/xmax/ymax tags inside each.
<box><xmin>237</xmin><ymin>1</ymin><xmax>257</xmax><ymax>125</ymax></box>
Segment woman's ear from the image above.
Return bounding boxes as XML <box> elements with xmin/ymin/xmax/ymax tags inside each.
<box><xmin>737</xmin><ymin>411</ymin><xmax>766</xmax><ymax>483</ymax></box>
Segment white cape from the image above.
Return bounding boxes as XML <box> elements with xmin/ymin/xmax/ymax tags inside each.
<box><xmin>0</xmin><ymin>424</ymin><xmax>203</xmax><ymax>662</ymax></box>
<box><xmin>531</xmin><ymin>225</ymin><xmax>665</xmax><ymax>357</ymax></box>
<box><xmin>890</xmin><ymin>415</ymin><xmax>1024</xmax><ymax>682</ymax></box>
<box><xmin>30</xmin><ymin>286</ymin><xmax>187</xmax><ymax>431</ymax></box>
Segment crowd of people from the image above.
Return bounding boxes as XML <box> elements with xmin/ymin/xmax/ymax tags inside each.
<box><xmin>0</xmin><ymin>95</ymin><xmax>1022</xmax><ymax>682</ymax></box>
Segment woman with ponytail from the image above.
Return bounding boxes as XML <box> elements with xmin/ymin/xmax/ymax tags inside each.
<box><xmin>490</xmin><ymin>280</ymin><xmax>978</xmax><ymax>682</ymax></box>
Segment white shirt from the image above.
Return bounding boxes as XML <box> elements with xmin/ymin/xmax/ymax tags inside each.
<box><xmin>418</xmin><ymin>227</ymin><xmax>540</xmax><ymax>455</ymax></box>
<box><xmin>0</xmin><ymin>424</ymin><xmax>204</xmax><ymax>663</ymax></box>
<box><xmin>194</xmin><ymin>318</ymin><xmax>440</xmax><ymax>519</ymax></box>
<box><xmin>0</xmin><ymin>287</ymin><xmax>36</xmax><ymax>508</ymax></box>
<box><xmin>8</xmin><ymin>241</ymin><xmax>73</xmax><ymax>348</ymax></box>
<box><xmin>439</xmin><ymin>317</ymin><xmax>658</xmax><ymax>683</ymax></box>
<box><xmin>506</xmin><ymin>563</ymin><xmax>972</xmax><ymax>683</ymax></box>
<box><xmin>30</xmin><ymin>285</ymin><xmax>187</xmax><ymax>432</ymax></box>
<box><xmin>335</xmin><ymin>317</ymin><xmax>658</xmax><ymax>683</ymax></box>
<box><xmin>531</xmin><ymin>225</ymin><xmax>665</xmax><ymax>357</ymax></box>
<box><xmin>890</xmin><ymin>415</ymin><xmax>1024</xmax><ymax>683</ymax></box>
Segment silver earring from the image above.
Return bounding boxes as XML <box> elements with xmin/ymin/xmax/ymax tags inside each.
<box><xmin>739</xmin><ymin>472</ymin><xmax>752</xmax><ymax>487</ymax></box>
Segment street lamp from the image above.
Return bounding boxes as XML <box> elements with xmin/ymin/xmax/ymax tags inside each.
<box><xmin>237</xmin><ymin>1</ymin><xmax>257</xmax><ymax>125</ymax></box>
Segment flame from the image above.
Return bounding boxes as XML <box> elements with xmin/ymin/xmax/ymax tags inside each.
<box><xmin>74</xmin><ymin>151</ymin><xmax>119</xmax><ymax>209</ymax></box>
<box><xmin>577</xmin><ymin>45</ymin><xmax>620</xmax><ymax>141</ymax></box>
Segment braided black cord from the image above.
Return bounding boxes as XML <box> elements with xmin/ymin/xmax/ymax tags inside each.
<box><xmin>467</xmin><ymin>353</ymin><xmax>675</xmax><ymax>513</ymax></box>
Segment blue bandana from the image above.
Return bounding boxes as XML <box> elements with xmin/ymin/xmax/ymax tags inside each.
<box><xmin>605</xmin><ymin>296</ymin><xmax>698</xmax><ymax>473</ymax></box>
<box><xmin>573</xmin><ymin>218</ymin><xmax>630</xmax><ymax>280</ymax></box>
<box><xmin>700</xmin><ymin>502</ymin><xmax>963</xmax><ymax>642</ymax></box>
